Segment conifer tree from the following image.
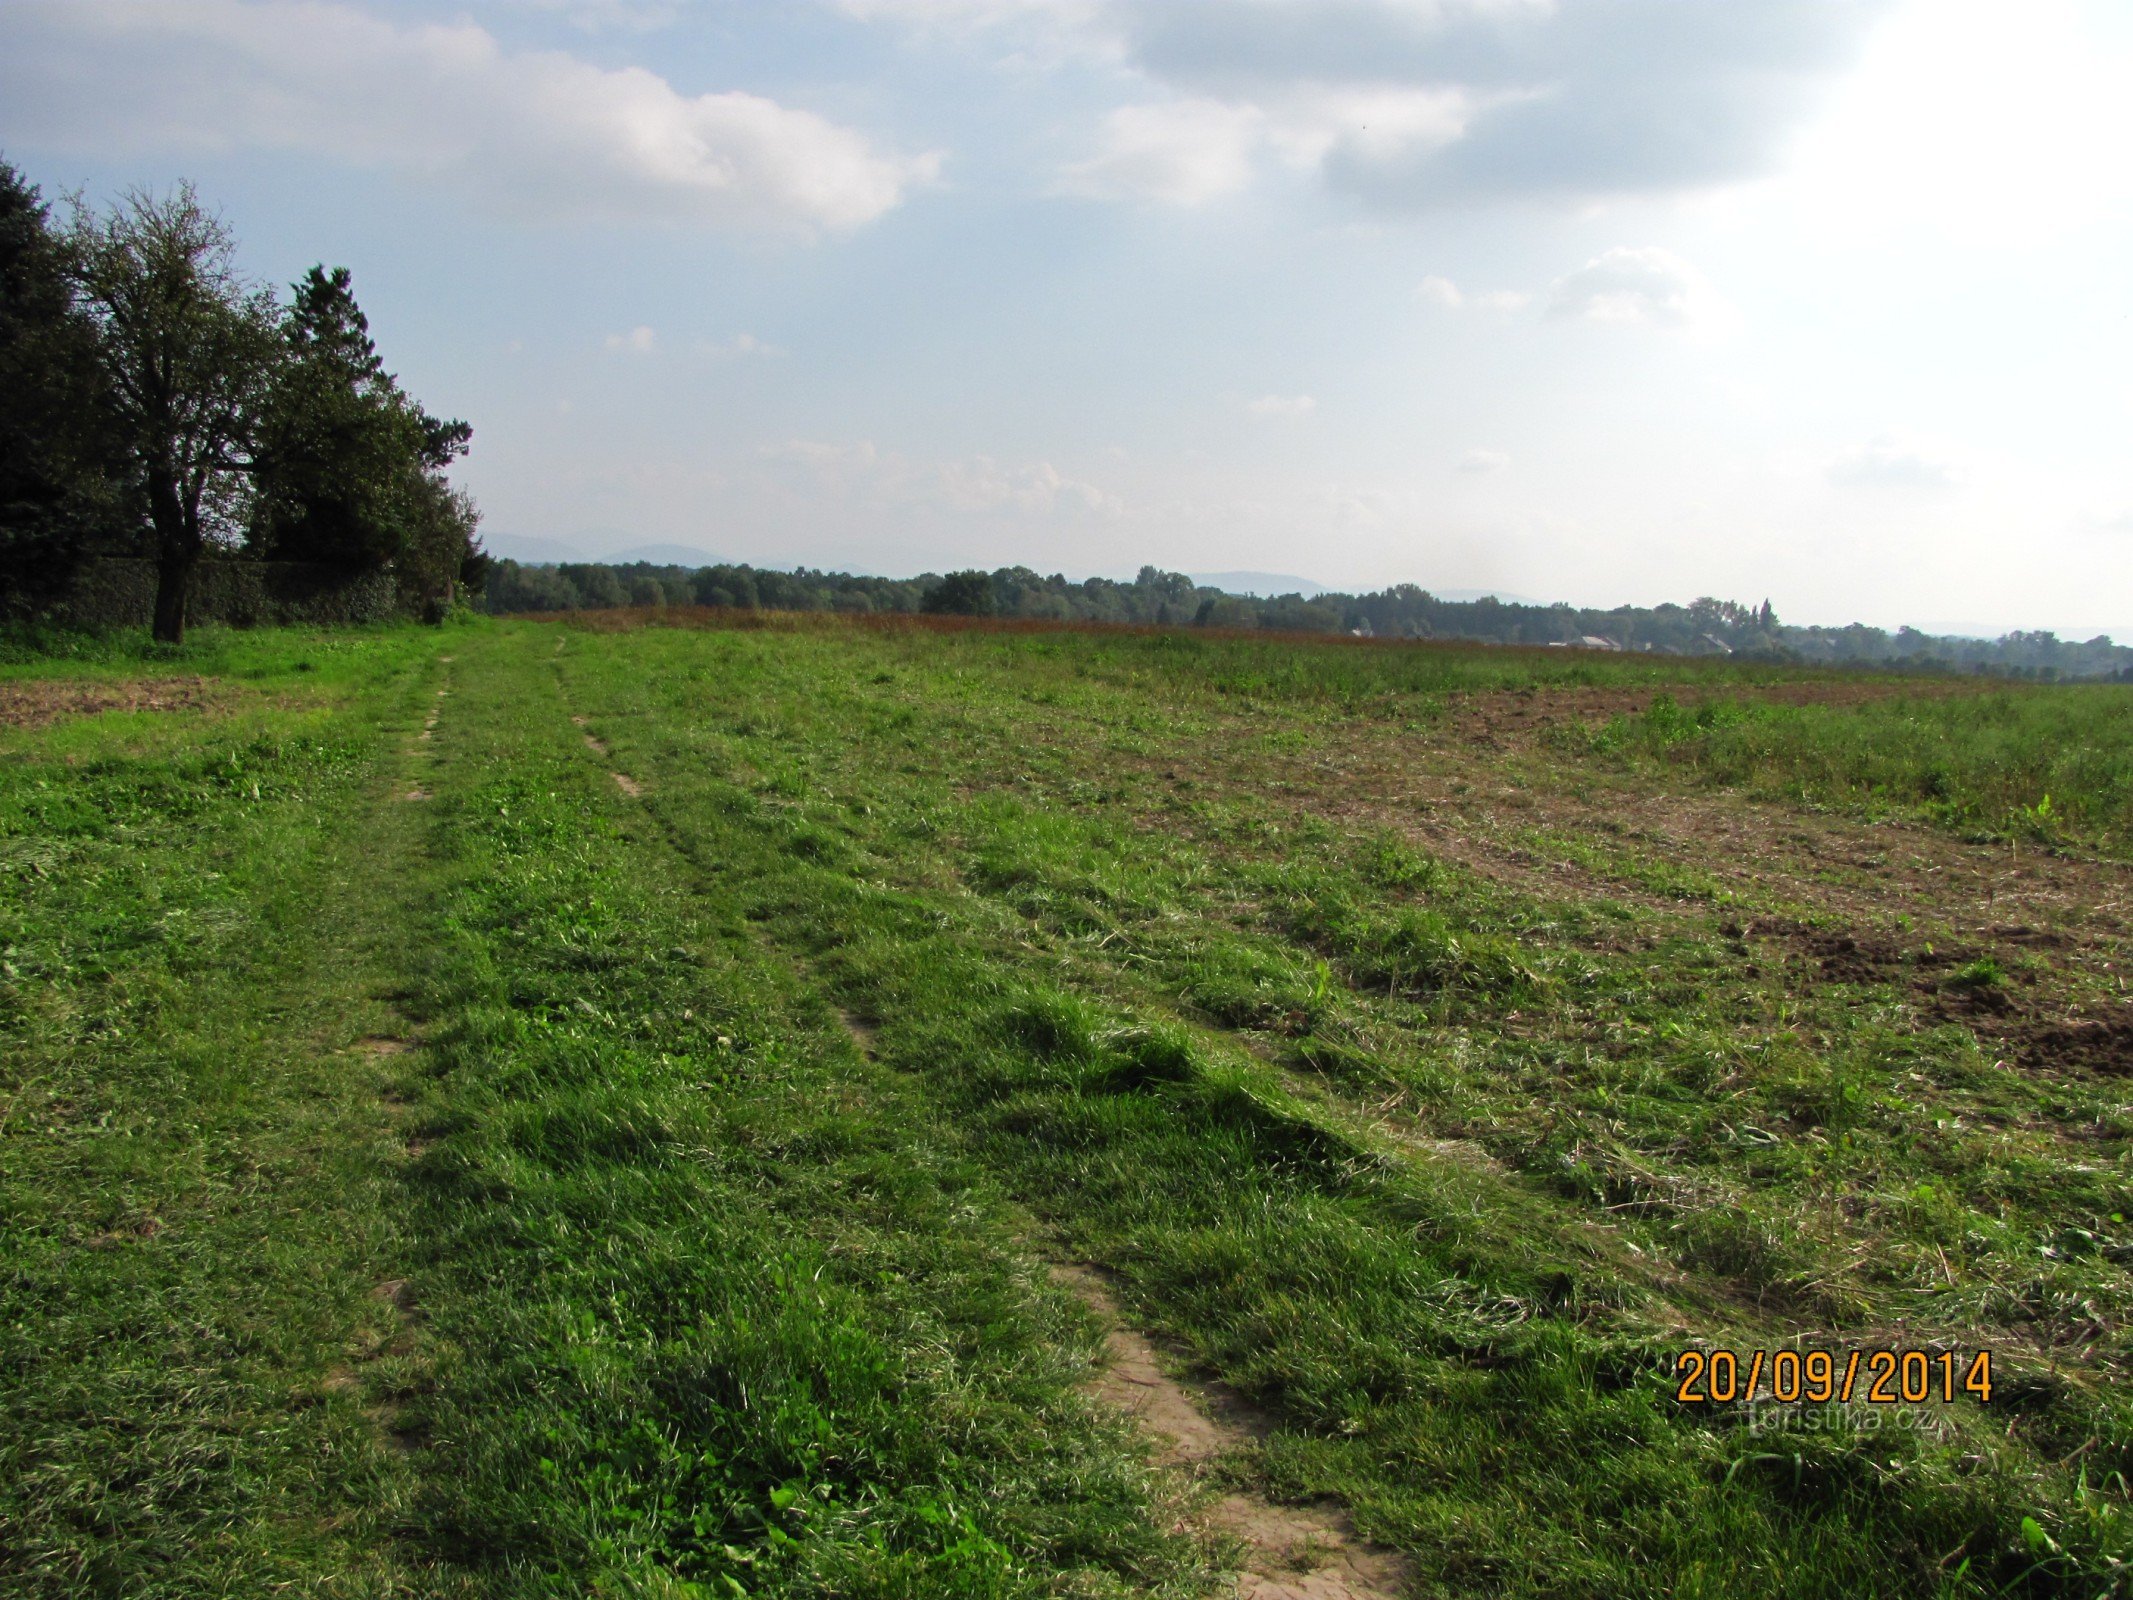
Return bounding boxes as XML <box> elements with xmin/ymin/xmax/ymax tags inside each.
<box><xmin>0</xmin><ymin>160</ymin><xmax>123</xmax><ymax>614</ymax></box>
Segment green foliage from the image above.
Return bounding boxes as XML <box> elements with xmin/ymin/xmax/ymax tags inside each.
<box><xmin>250</xmin><ymin>265</ymin><xmax>484</xmax><ymax>614</ymax></box>
<box><xmin>2</xmin><ymin>160</ymin><xmax>483</xmax><ymax>638</ymax></box>
<box><xmin>484</xmin><ymin>562</ymin><xmax>2133</xmax><ymax>680</ymax></box>
<box><xmin>250</xmin><ymin>265</ymin><xmax>426</xmax><ymax>568</ymax></box>
<box><xmin>0</xmin><ymin>160</ymin><xmax>128</xmax><ymax>612</ymax></box>
<box><xmin>922</xmin><ymin>569</ymin><xmax>997</xmax><ymax>616</ymax></box>
<box><xmin>63</xmin><ymin>182</ymin><xmax>283</xmax><ymax>641</ymax></box>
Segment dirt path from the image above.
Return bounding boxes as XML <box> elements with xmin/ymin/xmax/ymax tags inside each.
<box><xmin>698</xmin><ymin>743</ymin><xmax>1410</xmax><ymax>1597</ymax></box>
<box><xmin>1050</xmin><ymin>1264</ymin><xmax>1411</xmax><ymax>1600</ymax></box>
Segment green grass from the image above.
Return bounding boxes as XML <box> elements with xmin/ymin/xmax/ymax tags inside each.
<box><xmin>1</xmin><ymin>625</ymin><xmax>441</xmax><ymax>1594</ymax></box>
<box><xmin>6</xmin><ymin>615</ymin><xmax>2132</xmax><ymax>1597</ymax></box>
<box><xmin>1577</xmin><ymin>686</ymin><xmax>2133</xmax><ymax>847</ymax></box>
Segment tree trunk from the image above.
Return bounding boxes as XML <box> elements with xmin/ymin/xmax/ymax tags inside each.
<box><xmin>146</xmin><ymin>465</ymin><xmax>192</xmax><ymax>645</ymax></box>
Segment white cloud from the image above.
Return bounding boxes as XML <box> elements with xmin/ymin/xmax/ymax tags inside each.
<box><xmin>508</xmin><ymin>0</ymin><xmax>682</xmax><ymax>33</ymax></box>
<box><xmin>1546</xmin><ymin>247</ymin><xmax>1724</xmax><ymax>330</ymax></box>
<box><xmin>605</xmin><ymin>325</ymin><xmax>657</xmax><ymax>353</ymax></box>
<box><xmin>832</xmin><ymin>1</ymin><xmax>1895</xmax><ymax>215</ymax></box>
<box><xmin>699</xmin><ymin>332</ymin><xmax>785</xmax><ymax>359</ymax></box>
<box><xmin>1780</xmin><ymin>0</ymin><xmax>2133</xmax><ymax>248</ymax></box>
<box><xmin>937</xmin><ymin>455</ymin><xmax>1121</xmax><ymax>515</ymax></box>
<box><xmin>1458</xmin><ymin>448</ymin><xmax>1509</xmax><ymax>472</ymax></box>
<box><xmin>833</xmin><ymin>0</ymin><xmax>1095</xmax><ymax>27</ymax></box>
<box><xmin>1115</xmin><ymin>0</ymin><xmax>1891</xmax><ymax>208</ymax></box>
<box><xmin>1418</xmin><ymin>274</ymin><xmax>1530</xmax><ymax>312</ymax></box>
<box><xmin>761</xmin><ymin>439</ymin><xmax>1121</xmax><ymax>517</ymax></box>
<box><xmin>1058</xmin><ymin>98</ymin><xmax>1262</xmax><ymax>204</ymax></box>
<box><xmin>859</xmin><ymin>0</ymin><xmax>1892</xmax><ymax>210</ymax></box>
<box><xmin>1060</xmin><ymin>82</ymin><xmax>1487</xmax><ymax>207</ymax></box>
<box><xmin>0</xmin><ymin>0</ymin><xmax>939</xmax><ymax>234</ymax></box>
<box><xmin>1826</xmin><ymin>434</ymin><xmax>1960</xmax><ymax>490</ymax></box>
<box><xmin>832</xmin><ymin>0</ymin><xmax>1110</xmax><ymax>37</ymax></box>
<box><xmin>1245</xmin><ymin>393</ymin><xmax>1316</xmax><ymax>417</ymax></box>
<box><xmin>1257</xmin><ymin>82</ymin><xmax>1487</xmax><ymax>171</ymax></box>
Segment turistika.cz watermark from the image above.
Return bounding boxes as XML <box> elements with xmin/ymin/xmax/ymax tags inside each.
<box><xmin>1738</xmin><ymin>1401</ymin><xmax>1952</xmax><ymax>1434</ymax></box>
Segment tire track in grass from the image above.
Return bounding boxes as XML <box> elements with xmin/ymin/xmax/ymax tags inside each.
<box><xmin>546</xmin><ymin>663</ymin><xmax>1408</xmax><ymax>1596</ymax></box>
<box><xmin>847</xmin><ymin>981</ymin><xmax>1411</xmax><ymax>1598</ymax></box>
<box><xmin>553</xmin><ymin>666</ymin><xmax>1412</xmax><ymax>1599</ymax></box>
<box><xmin>1050</xmin><ymin>1262</ymin><xmax>1409</xmax><ymax>1600</ymax></box>
<box><xmin>346</xmin><ymin>655</ymin><xmax>458</xmax><ymax>1463</ymax></box>
<box><xmin>383</xmin><ymin>636</ymin><xmax>1210</xmax><ymax>1596</ymax></box>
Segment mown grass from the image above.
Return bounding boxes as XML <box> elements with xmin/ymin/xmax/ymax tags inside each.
<box><xmin>394</xmin><ymin>631</ymin><xmax>1207</xmax><ymax>1596</ymax></box>
<box><xmin>564</xmin><ymin>616</ymin><xmax>2133</xmax><ymax>1597</ymax></box>
<box><xmin>1</xmin><ymin>625</ymin><xmax>442</xmax><ymax>1595</ymax></box>
<box><xmin>7</xmin><ymin>614</ymin><xmax>2132</xmax><ymax>1598</ymax></box>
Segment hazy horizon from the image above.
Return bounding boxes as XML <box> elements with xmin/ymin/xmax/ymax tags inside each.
<box><xmin>475</xmin><ymin>532</ymin><xmax>2128</xmax><ymax>643</ymax></box>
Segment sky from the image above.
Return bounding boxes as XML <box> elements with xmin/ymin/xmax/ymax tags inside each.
<box><xmin>3</xmin><ymin>0</ymin><xmax>2131</xmax><ymax>634</ymax></box>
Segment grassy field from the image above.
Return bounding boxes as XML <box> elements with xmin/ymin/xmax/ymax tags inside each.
<box><xmin>5</xmin><ymin>614</ymin><xmax>2131</xmax><ymax>1598</ymax></box>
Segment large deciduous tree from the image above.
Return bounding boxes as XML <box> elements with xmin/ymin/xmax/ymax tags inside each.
<box><xmin>65</xmin><ymin>185</ymin><xmax>278</xmax><ymax>643</ymax></box>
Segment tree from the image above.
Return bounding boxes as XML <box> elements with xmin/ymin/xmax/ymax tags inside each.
<box><xmin>922</xmin><ymin>569</ymin><xmax>994</xmax><ymax>615</ymax></box>
<box><xmin>250</xmin><ymin>265</ymin><xmax>418</xmax><ymax>570</ymax></box>
<box><xmin>395</xmin><ymin>471</ymin><xmax>485</xmax><ymax>618</ymax></box>
<box><xmin>0</xmin><ymin>160</ymin><xmax>124</xmax><ymax>615</ymax></box>
<box><xmin>252</xmin><ymin>265</ymin><xmax>481</xmax><ymax>613</ymax></box>
<box><xmin>65</xmin><ymin>185</ymin><xmax>278</xmax><ymax>643</ymax></box>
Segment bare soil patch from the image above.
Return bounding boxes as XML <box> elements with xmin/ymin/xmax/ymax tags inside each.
<box><xmin>838</xmin><ymin>1009</ymin><xmax>880</xmax><ymax>1057</ymax></box>
<box><xmin>2013</xmin><ymin>1016</ymin><xmax>2133</xmax><ymax>1076</ymax></box>
<box><xmin>0</xmin><ymin>676</ymin><xmax>226</xmax><ymax>730</ymax></box>
<box><xmin>1050</xmin><ymin>1262</ymin><xmax>1408</xmax><ymax>1600</ymax></box>
<box><xmin>1289</xmin><ymin>735</ymin><xmax>2128</xmax><ymax>980</ymax></box>
<box><xmin>1127</xmin><ymin>687</ymin><xmax>2133</xmax><ymax>1080</ymax></box>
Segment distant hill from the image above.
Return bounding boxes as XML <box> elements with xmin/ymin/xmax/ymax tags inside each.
<box><xmin>483</xmin><ymin>532</ymin><xmax>586</xmax><ymax>566</ymax></box>
<box><xmin>482</xmin><ymin>534</ymin><xmax>726</xmax><ymax>567</ymax></box>
<box><xmin>609</xmin><ymin>543</ymin><xmax>727</xmax><ymax>567</ymax></box>
<box><xmin>1190</xmin><ymin>571</ymin><xmax>1327</xmax><ymax>598</ymax></box>
<box><xmin>1432</xmin><ymin>587</ymin><xmax>1547</xmax><ymax>606</ymax></box>
<box><xmin>1188</xmin><ymin>574</ymin><xmax>1547</xmax><ymax>605</ymax></box>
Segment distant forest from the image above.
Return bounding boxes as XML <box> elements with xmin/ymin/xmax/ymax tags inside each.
<box><xmin>482</xmin><ymin>559</ymin><xmax>2133</xmax><ymax>681</ymax></box>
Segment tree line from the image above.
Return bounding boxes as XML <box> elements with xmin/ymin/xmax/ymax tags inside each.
<box><xmin>481</xmin><ymin>559</ymin><xmax>2133</xmax><ymax>680</ymax></box>
<box><xmin>1</xmin><ymin>160</ymin><xmax>486</xmax><ymax>642</ymax></box>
